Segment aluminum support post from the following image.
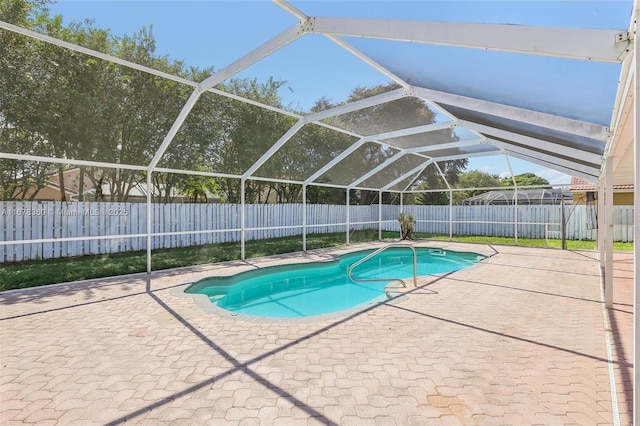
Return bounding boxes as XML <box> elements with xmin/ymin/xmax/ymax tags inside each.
<box><xmin>449</xmin><ymin>190</ymin><xmax>453</xmax><ymax>241</ymax></box>
<box><xmin>302</xmin><ymin>185</ymin><xmax>307</xmax><ymax>251</ymax></box>
<box><xmin>561</xmin><ymin>197</ymin><xmax>567</xmax><ymax>250</ymax></box>
<box><xmin>378</xmin><ymin>191</ymin><xmax>383</xmax><ymax>241</ymax></box>
<box><xmin>604</xmin><ymin>157</ymin><xmax>614</xmax><ymax>308</ymax></box>
<box><xmin>346</xmin><ymin>189</ymin><xmax>350</xmax><ymax>245</ymax></box>
<box><xmin>598</xmin><ymin>183</ymin><xmax>605</xmax><ymax>263</ymax></box>
<box><xmin>146</xmin><ymin>172</ymin><xmax>153</xmax><ymax>274</ymax></box>
<box><xmin>241</xmin><ymin>179</ymin><xmax>246</xmax><ymax>260</ymax></box>
<box><xmin>400</xmin><ymin>193</ymin><xmax>404</xmax><ymax>239</ymax></box>
<box><xmin>505</xmin><ymin>155</ymin><xmax>519</xmax><ymax>245</ymax></box>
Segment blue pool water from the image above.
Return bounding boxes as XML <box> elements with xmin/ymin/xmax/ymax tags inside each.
<box><xmin>186</xmin><ymin>247</ymin><xmax>484</xmax><ymax>318</ymax></box>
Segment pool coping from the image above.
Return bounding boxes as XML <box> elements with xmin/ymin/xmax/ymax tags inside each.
<box><xmin>170</xmin><ymin>241</ymin><xmax>492</xmax><ymax>324</ymax></box>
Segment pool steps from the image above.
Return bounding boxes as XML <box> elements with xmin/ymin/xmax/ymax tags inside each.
<box><xmin>348</xmin><ymin>243</ymin><xmax>418</xmax><ymax>287</ymax></box>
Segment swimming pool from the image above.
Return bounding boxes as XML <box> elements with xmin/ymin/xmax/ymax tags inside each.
<box><xmin>185</xmin><ymin>247</ymin><xmax>485</xmax><ymax>318</ymax></box>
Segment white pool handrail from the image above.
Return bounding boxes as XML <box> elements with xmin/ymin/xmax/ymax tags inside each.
<box><xmin>347</xmin><ymin>243</ymin><xmax>418</xmax><ymax>288</ymax></box>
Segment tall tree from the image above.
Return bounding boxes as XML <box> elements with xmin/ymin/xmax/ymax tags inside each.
<box><xmin>0</xmin><ymin>0</ymin><xmax>58</xmax><ymax>200</ymax></box>
<box><xmin>502</xmin><ymin>172</ymin><xmax>550</xmax><ymax>188</ymax></box>
<box><xmin>216</xmin><ymin>77</ymin><xmax>294</xmax><ymax>203</ymax></box>
<box><xmin>452</xmin><ymin>170</ymin><xmax>502</xmax><ymax>204</ymax></box>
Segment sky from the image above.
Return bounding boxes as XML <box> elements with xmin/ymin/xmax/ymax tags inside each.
<box><xmin>45</xmin><ymin>0</ymin><xmax>634</xmax><ymax>186</ymax></box>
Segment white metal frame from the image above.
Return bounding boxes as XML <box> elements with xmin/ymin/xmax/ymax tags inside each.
<box><xmin>308</xmin><ymin>16</ymin><xmax>629</xmax><ymax>63</ymax></box>
<box><xmin>1</xmin><ymin>5</ymin><xmax>635</xmax><ymax>398</ymax></box>
<box><xmin>412</xmin><ymin>86</ymin><xmax>611</xmax><ymax>140</ymax></box>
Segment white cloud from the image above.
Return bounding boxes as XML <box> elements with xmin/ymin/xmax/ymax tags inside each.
<box><xmin>535</xmin><ymin>169</ymin><xmax>572</xmax><ymax>184</ymax></box>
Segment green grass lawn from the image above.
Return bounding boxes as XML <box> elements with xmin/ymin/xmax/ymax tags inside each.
<box><xmin>419</xmin><ymin>233</ymin><xmax>633</xmax><ymax>251</ymax></box>
<box><xmin>0</xmin><ymin>230</ymin><xmax>632</xmax><ymax>292</ymax></box>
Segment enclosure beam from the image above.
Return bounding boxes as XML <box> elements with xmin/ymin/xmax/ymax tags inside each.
<box><xmin>305</xmin><ymin>139</ymin><xmax>368</xmax><ymax>184</ymax></box>
<box><xmin>309</xmin><ymin>17</ymin><xmax>629</xmax><ymax>62</ymax></box>
<box><xmin>502</xmin><ymin>151</ymin><xmax>598</xmax><ymax>183</ymax></box>
<box><xmin>199</xmin><ymin>23</ymin><xmax>307</xmax><ymax>92</ymax></box>
<box><xmin>208</xmin><ymin>87</ymin><xmax>303</xmax><ymax>120</ymax></box>
<box><xmin>374</xmin><ymin>122</ymin><xmax>456</xmax><ymax>141</ymax></box>
<box><xmin>403</xmin><ymin>138</ymin><xmax>487</xmax><ymax>154</ymax></box>
<box><xmin>379</xmin><ymin>153</ymin><xmax>502</xmax><ymax>192</ymax></box>
<box><xmin>149</xmin><ymin>89</ymin><xmax>202</xmax><ymax>171</ymax></box>
<box><xmin>413</xmin><ymin>86</ymin><xmax>610</xmax><ymax>141</ymax></box>
<box><xmin>243</xmin><ymin>120</ymin><xmax>306</xmax><ymax>179</ymax></box>
<box><xmin>309</xmin><ymin>122</ymin><xmax>457</xmax><ymax>169</ymax></box>
<box><xmin>488</xmin><ymin>139</ymin><xmax>601</xmax><ymax>178</ymax></box>
<box><xmin>434</xmin><ymin>162</ymin><xmax>452</xmax><ymax>191</ymax></box>
<box><xmin>305</xmin><ymin>88</ymin><xmax>407</xmax><ymax>122</ymax></box>
<box><xmin>429</xmin><ymin>151</ymin><xmax>504</xmax><ymax>163</ymax></box>
<box><xmin>0</xmin><ymin>21</ymin><xmax>305</xmax><ymax>124</ymax></box>
<box><xmin>348</xmin><ymin>153</ymin><xmax>406</xmax><ymax>189</ymax></box>
<box><xmin>0</xmin><ymin>21</ymin><xmax>197</xmax><ymax>87</ymax></box>
<box><xmin>381</xmin><ymin>160</ymin><xmax>434</xmax><ymax>191</ymax></box>
<box><xmin>272</xmin><ymin>0</ymin><xmax>308</xmax><ymax>20</ymax></box>
<box><xmin>273</xmin><ymin>4</ymin><xmax>408</xmax><ymax>93</ymax></box>
<box><xmin>0</xmin><ymin>153</ymin><xmax>148</xmax><ymax>172</ymax></box>
<box><xmin>324</xmin><ymin>34</ymin><xmax>410</xmax><ymax>88</ymax></box>
<box><xmin>401</xmin><ymin>164</ymin><xmax>433</xmax><ymax>194</ymax></box>
<box><xmin>610</xmin><ymin>38</ymin><xmax>636</xmax><ymax>138</ymax></box>
<box><xmin>464</xmin><ymin>122</ymin><xmax>605</xmax><ymax>166</ymax></box>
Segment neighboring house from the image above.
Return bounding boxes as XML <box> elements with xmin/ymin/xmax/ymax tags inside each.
<box><xmin>570</xmin><ymin>177</ymin><xmax>634</xmax><ymax>205</ymax></box>
<box><xmin>10</xmin><ymin>167</ymin><xmax>221</xmax><ymax>203</ymax></box>
<box><xmin>18</xmin><ymin>168</ymin><xmax>96</xmax><ymax>201</ymax></box>
<box><xmin>462</xmin><ymin>188</ymin><xmax>572</xmax><ymax>205</ymax></box>
<box><xmin>100</xmin><ymin>181</ymin><xmax>179</xmax><ymax>203</ymax></box>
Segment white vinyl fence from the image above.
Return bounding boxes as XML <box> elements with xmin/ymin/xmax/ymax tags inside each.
<box><xmin>0</xmin><ymin>201</ymin><xmax>633</xmax><ymax>263</ymax></box>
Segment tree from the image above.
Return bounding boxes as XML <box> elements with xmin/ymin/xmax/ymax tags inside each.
<box><xmin>176</xmin><ymin>170</ymin><xmax>220</xmax><ymax>203</ymax></box>
<box><xmin>215</xmin><ymin>77</ymin><xmax>294</xmax><ymax>203</ymax></box>
<box><xmin>0</xmin><ymin>0</ymin><xmax>59</xmax><ymax>200</ymax></box>
<box><xmin>502</xmin><ymin>172</ymin><xmax>550</xmax><ymax>188</ymax></box>
<box><xmin>452</xmin><ymin>170</ymin><xmax>502</xmax><ymax>204</ymax></box>
<box><xmin>414</xmin><ymin>160</ymin><xmax>468</xmax><ymax>205</ymax></box>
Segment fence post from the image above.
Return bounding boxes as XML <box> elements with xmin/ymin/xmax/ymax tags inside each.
<box><xmin>544</xmin><ymin>223</ymin><xmax>548</xmax><ymax>248</ymax></box>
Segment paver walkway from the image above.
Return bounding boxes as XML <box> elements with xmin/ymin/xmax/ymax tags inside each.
<box><xmin>608</xmin><ymin>252</ymin><xmax>634</xmax><ymax>426</ymax></box>
<box><xmin>0</xmin><ymin>243</ymin><xmax>632</xmax><ymax>425</ymax></box>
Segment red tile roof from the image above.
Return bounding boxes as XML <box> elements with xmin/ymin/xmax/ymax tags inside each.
<box><xmin>570</xmin><ymin>177</ymin><xmax>634</xmax><ymax>191</ymax></box>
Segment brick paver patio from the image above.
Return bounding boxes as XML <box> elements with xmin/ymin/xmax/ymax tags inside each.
<box><xmin>0</xmin><ymin>243</ymin><xmax>633</xmax><ymax>425</ymax></box>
